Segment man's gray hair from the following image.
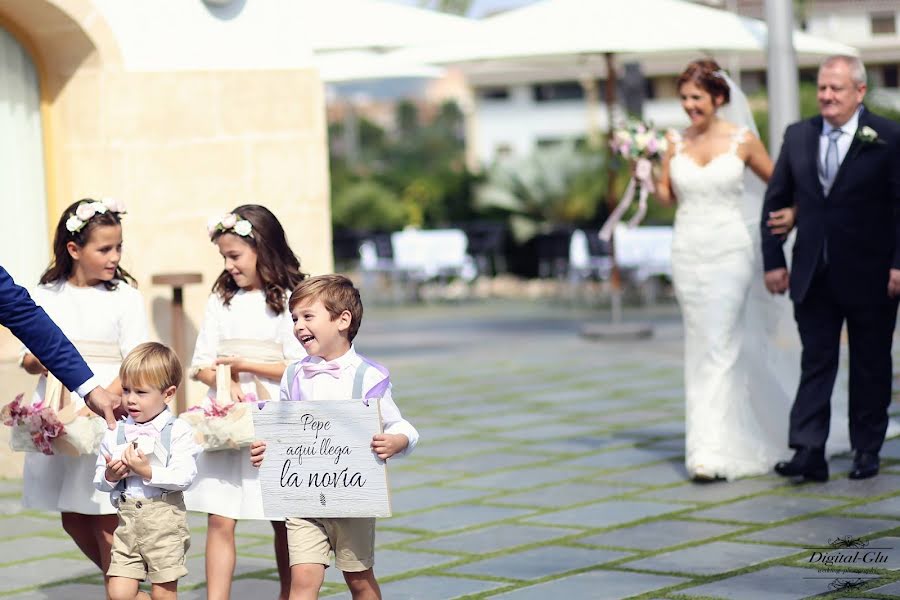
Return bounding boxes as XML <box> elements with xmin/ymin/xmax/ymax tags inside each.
<box><xmin>820</xmin><ymin>55</ymin><xmax>867</xmax><ymax>86</ymax></box>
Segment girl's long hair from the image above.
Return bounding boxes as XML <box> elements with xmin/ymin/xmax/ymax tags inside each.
<box><xmin>40</xmin><ymin>199</ymin><xmax>135</xmax><ymax>290</ymax></box>
<box><xmin>211</xmin><ymin>204</ymin><xmax>307</xmax><ymax>314</ymax></box>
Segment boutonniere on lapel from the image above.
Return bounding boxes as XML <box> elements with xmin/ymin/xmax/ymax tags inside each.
<box><xmin>856</xmin><ymin>126</ymin><xmax>884</xmax><ymax>145</ymax></box>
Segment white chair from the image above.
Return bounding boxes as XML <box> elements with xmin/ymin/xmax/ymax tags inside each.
<box><xmin>389</xmin><ymin>228</ymin><xmax>478</xmax><ymax>300</ymax></box>
<box><xmin>568</xmin><ymin>229</ymin><xmax>613</xmax><ymax>282</ymax></box>
<box><xmin>613</xmin><ymin>224</ymin><xmax>673</xmax><ymax>305</ymax></box>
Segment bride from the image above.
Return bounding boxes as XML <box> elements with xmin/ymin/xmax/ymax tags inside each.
<box><xmin>655</xmin><ymin>59</ymin><xmax>800</xmax><ymax>481</ymax></box>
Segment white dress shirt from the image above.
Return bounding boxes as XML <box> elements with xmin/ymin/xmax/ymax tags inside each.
<box><xmin>94</xmin><ymin>408</ymin><xmax>202</xmax><ymax>500</ymax></box>
<box><xmin>819</xmin><ymin>106</ymin><xmax>862</xmax><ymax>170</ymax></box>
<box><xmin>279</xmin><ymin>346</ymin><xmax>419</xmax><ymax>456</ymax></box>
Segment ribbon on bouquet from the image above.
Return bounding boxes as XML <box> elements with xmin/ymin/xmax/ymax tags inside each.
<box><xmin>598</xmin><ymin>157</ymin><xmax>655</xmax><ymax>242</ymax></box>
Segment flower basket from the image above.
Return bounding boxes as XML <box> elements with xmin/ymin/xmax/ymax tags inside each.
<box><xmin>180</xmin><ymin>364</ymin><xmax>257</xmax><ymax>451</ymax></box>
<box><xmin>2</xmin><ymin>381</ymin><xmax>105</xmax><ymax>456</ymax></box>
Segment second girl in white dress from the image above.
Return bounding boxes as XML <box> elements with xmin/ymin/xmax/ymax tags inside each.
<box><xmin>185</xmin><ymin>205</ymin><xmax>306</xmax><ymax>600</ymax></box>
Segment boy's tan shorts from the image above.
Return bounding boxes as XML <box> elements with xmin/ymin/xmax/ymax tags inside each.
<box><xmin>107</xmin><ymin>492</ymin><xmax>191</xmax><ymax>584</ymax></box>
<box><xmin>286</xmin><ymin>517</ymin><xmax>375</xmax><ymax>572</ymax></box>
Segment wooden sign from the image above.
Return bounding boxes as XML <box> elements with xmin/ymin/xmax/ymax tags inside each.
<box><xmin>251</xmin><ymin>400</ymin><xmax>391</xmax><ymax>518</ymax></box>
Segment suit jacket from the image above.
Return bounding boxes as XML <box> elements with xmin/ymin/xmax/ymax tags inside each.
<box><xmin>761</xmin><ymin>107</ymin><xmax>900</xmax><ymax>304</ymax></box>
<box><xmin>0</xmin><ymin>266</ymin><xmax>93</xmax><ymax>391</ymax></box>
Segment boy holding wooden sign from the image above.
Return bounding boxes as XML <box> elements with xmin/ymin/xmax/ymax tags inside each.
<box><xmin>250</xmin><ymin>274</ymin><xmax>419</xmax><ymax>600</ymax></box>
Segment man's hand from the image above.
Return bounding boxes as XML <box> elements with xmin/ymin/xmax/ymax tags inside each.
<box><xmin>103</xmin><ymin>453</ymin><xmax>130</xmax><ymax>483</ymax></box>
<box><xmin>371</xmin><ymin>433</ymin><xmax>409</xmax><ymax>460</ymax></box>
<box><xmin>85</xmin><ymin>386</ymin><xmax>121</xmax><ymax>430</ymax></box>
<box><xmin>888</xmin><ymin>269</ymin><xmax>900</xmax><ymax>298</ymax></box>
<box><xmin>767</xmin><ymin>207</ymin><xmax>796</xmax><ymax>237</ymax></box>
<box><xmin>122</xmin><ymin>444</ymin><xmax>152</xmax><ymax>480</ymax></box>
<box><xmin>249</xmin><ymin>440</ymin><xmax>266</xmax><ymax>468</ymax></box>
<box><xmin>765</xmin><ymin>268</ymin><xmax>790</xmax><ymax>295</ymax></box>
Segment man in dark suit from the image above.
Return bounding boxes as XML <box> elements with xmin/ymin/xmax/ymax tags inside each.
<box><xmin>0</xmin><ymin>265</ymin><xmax>119</xmax><ymax>428</ymax></box>
<box><xmin>762</xmin><ymin>55</ymin><xmax>900</xmax><ymax>481</ymax></box>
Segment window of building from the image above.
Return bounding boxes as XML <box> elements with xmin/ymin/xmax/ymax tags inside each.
<box><xmin>532</xmin><ymin>81</ymin><xmax>584</xmax><ymax>102</ymax></box>
<box><xmin>494</xmin><ymin>143</ymin><xmax>513</xmax><ymax>159</ymax></box>
<box><xmin>536</xmin><ymin>137</ymin><xmax>564</xmax><ymax>148</ymax></box>
<box><xmin>884</xmin><ymin>64</ymin><xmax>899</xmax><ymax>88</ymax></box>
<box><xmin>871</xmin><ymin>12</ymin><xmax>897</xmax><ymax>35</ymax></box>
<box><xmin>477</xmin><ymin>86</ymin><xmax>510</xmax><ymax>100</ymax></box>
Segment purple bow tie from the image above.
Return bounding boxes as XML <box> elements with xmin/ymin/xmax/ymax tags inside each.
<box><xmin>300</xmin><ymin>360</ymin><xmax>342</xmax><ymax>379</ymax></box>
<box><xmin>123</xmin><ymin>422</ymin><xmax>160</xmax><ymax>441</ymax></box>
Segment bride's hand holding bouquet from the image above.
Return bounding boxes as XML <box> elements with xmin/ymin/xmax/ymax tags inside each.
<box><xmin>599</xmin><ymin>119</ymin><xmax>668</xmax><ymax>241</ymax></box>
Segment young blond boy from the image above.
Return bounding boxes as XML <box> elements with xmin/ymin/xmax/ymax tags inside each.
<box><xmin>251</xmin><ymin>274</ymin><xmax>419</xmax><ymax>600</ymax></box>
<box><xmin>94</xmin><ymin>342</ymin><xmax>201</xmax><ymax>600</ymax></box>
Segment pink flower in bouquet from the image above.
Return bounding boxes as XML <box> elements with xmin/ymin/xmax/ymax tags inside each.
<box><xmin>647</xmin><ymin>137</ymin><xmax>659</xmax><ymax>155</ymax></box>
<box><xmin>242</xmin><ymin>393</ymin><xmax>258</xmax><ymax>404</ymax></box>
<box><xmin>3</xmin><ymin>394</ymin><xmax>66</xmax><ymax>455</ymax></box>
<box><xmin>1</xmin><ymin>393</ymin><xmax>24</xmax><ymax>425</ymax></box>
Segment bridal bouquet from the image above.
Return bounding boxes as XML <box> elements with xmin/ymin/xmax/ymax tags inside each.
<box><xmin>2</xmin><ymin>394</ymin><xmax>66</xmax><ymax>455</ymax></box>
<box><xmin>609</xmin><ymin>119</ymin><xmax>668</xmax><ymax>162</ymax></box>
<box><xmin>600</xmin><ymin>119</ymin><xmax>668</xmax><ymax>242</ymax></box>
<box><xmin>180</xmin><ymin>393</ymin><xmax>259</xmax><ymax>451</ymax></box>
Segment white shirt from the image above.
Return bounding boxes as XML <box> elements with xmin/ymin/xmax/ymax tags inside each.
<box><xmin>94</xmin><ymin>408</ymin><xmax>202</xmax><ymax>500</ymax></box>
<box><xmin>819</xmin><ymin>106</ymin><xmax>862</xmax><ymax>170</ymax></box>
<box><xmin>279</xmin><ymin>346</ymin><xmax>419</xmax><ymax>456</ymax></box>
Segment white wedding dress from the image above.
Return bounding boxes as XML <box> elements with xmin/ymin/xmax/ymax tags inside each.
<box><xmin>668</xmin><ymin>128</ymin><xmax>867</xmax><ymax>480</ymax></box>
<box><xmin>669</xmin><ymin>126</ymin><xmax>900</xmax><ymax>480</ymax></box>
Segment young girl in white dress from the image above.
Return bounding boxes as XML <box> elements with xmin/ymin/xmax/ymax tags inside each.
<box><xmin>185</xmin><ymin>205</ymin><xmax>306</xmax><ymax>600</ymax></box>
<box><xmin>20</xmin><ymin>198</ymin><xmax>149</xmax><ymax>573</ymax></box>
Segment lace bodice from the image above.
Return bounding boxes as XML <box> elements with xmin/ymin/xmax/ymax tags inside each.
<box><xmin>669</xmin><ymin>127</ymin><xmax>748</xmax><ymax>220</ymax></box>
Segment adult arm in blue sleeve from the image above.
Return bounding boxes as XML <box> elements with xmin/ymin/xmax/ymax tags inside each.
<box><xmin>0</xmin><ymin>265</ymin><xmax>118</xmax><ymax>428</ymax></box>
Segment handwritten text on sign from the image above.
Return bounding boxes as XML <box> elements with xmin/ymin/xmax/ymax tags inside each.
<box><xmin>251</xmin><ymin>400</ymin><xmax>391</xmax><ymax>518</ymax></box>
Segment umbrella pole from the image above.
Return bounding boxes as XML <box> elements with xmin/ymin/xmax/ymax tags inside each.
<box><xmin>604</xmin><ymin>52</ymin><xmax>623</xmax><ymax>324</ymax></box>
<box><xmin>581</xmin><ymin>53</ymin><xmax>652</xmax><ymax>341</ymax></box>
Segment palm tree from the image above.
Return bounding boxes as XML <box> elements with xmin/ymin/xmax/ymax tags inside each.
<box><xmin>476</xmin><ymin>143</ymin><xmax>606</xmax><ymax>242</ymax></box>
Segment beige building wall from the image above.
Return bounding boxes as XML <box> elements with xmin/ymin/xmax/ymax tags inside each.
<box><xmin>0</xmin><ymin>0</ymin><xmax>332</xmax><ymax>475</ymax></box>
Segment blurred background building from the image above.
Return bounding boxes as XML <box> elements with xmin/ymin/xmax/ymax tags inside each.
<box><xmin>0</xmin><ymin>0</ymin><xmax>332</xmax><ymax>422</ymax></box>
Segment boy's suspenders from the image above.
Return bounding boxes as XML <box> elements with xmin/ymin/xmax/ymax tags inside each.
<box><xmin>352</xmin><ymin>362</ymin><xmax>370</xmax><ymax>399</ymax></box>
<box><xmin>113</xmin><ymin>415</ymin><xmax>176</xmax><ymax>493</ymax></box>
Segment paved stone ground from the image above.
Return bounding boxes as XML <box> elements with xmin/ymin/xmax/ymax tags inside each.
<box><xmin>3</xmin><ymin>299</ymin><xmax>900</xmax><ymax>599</ymax></box>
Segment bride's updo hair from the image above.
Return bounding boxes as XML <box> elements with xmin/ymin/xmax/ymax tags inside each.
<box><xmin>677</xmin><ymin>59</ymin><xmax>730</xmax><ymax>106</ymax></box>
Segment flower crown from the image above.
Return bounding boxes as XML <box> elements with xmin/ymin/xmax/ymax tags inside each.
<box><xmin>65</xmin><ymin>198</ymin><xmax>127</xmax><ymax>234</ymax></box>
<box><xmin>207</xmin><ymin>213</ymin><xmax>253</xmax><ymax>239</ymax></box>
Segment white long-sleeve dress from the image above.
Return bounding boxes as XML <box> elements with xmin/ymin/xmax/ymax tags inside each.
<box><xmin>184</xmin><ymin>290</ymin><xmax>305</xmax><ymax>519</ymax></box>
<box><xmin>21</xmin><ymin>280</ymin><xmax>149</xmax><ymax>514</ymax></box>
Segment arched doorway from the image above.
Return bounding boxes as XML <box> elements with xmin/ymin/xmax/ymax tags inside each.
<box><xmin>0</xmin><ymin>24</ymin><xmax>48</xmax><ymax>285</ymax></box>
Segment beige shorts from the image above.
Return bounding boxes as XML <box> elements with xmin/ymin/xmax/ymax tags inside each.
<box><xmin>286</xmin><ymin>517</ymin><xmax>375</xmax><ymax>572</ymax></box>
<box><xmin>107</xmin><ymin>492</ymin><xmax>191</xmax><ymax>584</ymax></box>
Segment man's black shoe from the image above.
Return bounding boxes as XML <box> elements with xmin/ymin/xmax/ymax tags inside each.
<box><xmin>848</xmin><ymin>452</ymin><xmax>879</xmax><ymax>480</ymax></box>
<box><xmin>774</xmin><ymin>448</ymin><xmax>828</xmax><ymax>482</ymax></box>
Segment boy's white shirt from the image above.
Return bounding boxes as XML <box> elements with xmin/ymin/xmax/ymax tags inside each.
<box><xmin>93</xmin><ymin>408</ymin><xmax>202</xmax><ymax>500</ymax></box>
<box><xmin>279</xmin><ymin>345</ymin><xmax>419</xmax><ymax>456</ymax></box>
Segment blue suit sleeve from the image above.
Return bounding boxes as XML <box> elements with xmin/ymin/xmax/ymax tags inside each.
<box><xmin>0</xmin><ymin>266</ymin><xmax>94</xmax><ymax>391</ymax></box>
